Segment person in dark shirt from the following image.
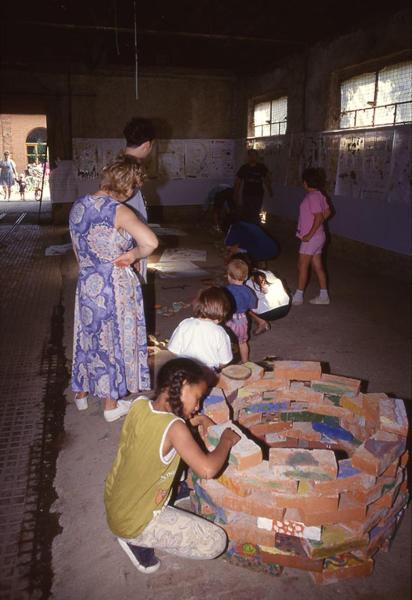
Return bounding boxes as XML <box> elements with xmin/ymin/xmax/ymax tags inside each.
<box><xmin>224</xmin><ymin>220</ymin><xmax>279</xmax><ymax>264</ymax></box>
<box><xmin>234</xmin><ymin>149</ymin><xmax>273</xmax><ymax>223</ymax></box>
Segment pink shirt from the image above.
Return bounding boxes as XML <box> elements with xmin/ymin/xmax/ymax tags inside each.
<box><xmin>297</xmin><ymin>190</ymin><xmax>328</xmax><ymax>239</ymax></box>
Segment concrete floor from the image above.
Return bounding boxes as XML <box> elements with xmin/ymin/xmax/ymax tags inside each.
<box><xmin>53</xmin><ymin>220</ymin><xmax>411</xmax><ymax>600</ymax></box>
<box><xmin>0</xmin><ymin>211</ymin><xmax>410</xmax><ymax>599</ymax></box>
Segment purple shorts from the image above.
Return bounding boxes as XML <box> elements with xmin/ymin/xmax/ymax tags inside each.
<box><xmin>226</xmin><ymin>313</ymin><xmax>249</xmax><ymax>344</ymax></box>
<box><xmin>299</xmin><ymin>231</ymin><xmax>325</xmax><ymax>256</ymax></box>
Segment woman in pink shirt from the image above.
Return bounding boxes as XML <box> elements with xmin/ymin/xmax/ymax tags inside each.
<box><xmin>292</xmin><ymin>168</ymin><xmax>331</xmax><ymax>306</ymax></box>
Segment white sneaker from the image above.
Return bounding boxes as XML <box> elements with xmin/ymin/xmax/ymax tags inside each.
<box><xmin>104</xmin><ymin>400</ymin><xmax>132</xmax><ymax>423</ymax></box>
<box><xmin>292</xmin><ymin>293</ymin><xmax>303</xmax><ymax>306</ymax></box>
<box><xmin>309</xmin><ymin>295</ymin><xmax>330</xmax><ymax>305</ymax></box>
<box><xmin>74</xmin><ymin>395</ymin><xmax>88</xmax><ymax>411</ymax></box>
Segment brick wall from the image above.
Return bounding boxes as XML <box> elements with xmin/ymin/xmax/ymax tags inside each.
<box><xmin>0</xmin><ymin>114</ymin><xmax>47</xmax><ymax>174</ymax></box>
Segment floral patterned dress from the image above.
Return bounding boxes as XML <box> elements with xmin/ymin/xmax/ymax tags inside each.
<box><xmin>69</xmin><ymin>194</ymin><xmax>150</xmax><ymax>400</ymax></box>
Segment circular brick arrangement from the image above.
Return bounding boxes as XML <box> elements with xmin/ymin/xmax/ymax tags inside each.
<box><xmin>191</xmin><ymin>360</ymin><xmax>409</xmax><ymax>584</ymax></box>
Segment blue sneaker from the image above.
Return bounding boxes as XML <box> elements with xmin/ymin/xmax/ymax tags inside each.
<box><xmin>171</xmin><ymin>481</ymin><xmax>191</xmax><ymax>506</ymax></box>
<box><xmin>117</xmin><ymin>539</ymin><xmax>160</xmax><ymax>573</ymax></box>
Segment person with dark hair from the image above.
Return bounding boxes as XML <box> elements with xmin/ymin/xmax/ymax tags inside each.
<box><xmin>105</xmin><ymin>357</ymin><xmax>240</xmax><ymax>574</ymax></box>
<box><xmin>291</xmin><ymin>167</ymin><xmax>332</xmax><ymax>306</ymax></box>
<box><xmin>234</xmin><ymin>149</ymin><xmax>272</xmax><ymax>223</ymax></box>
<box><xmin>122</xmin><ymin>117</ymin><xmax>156</xmax><ymax>221</ymax></box>
<box><xmin>167</xmin><ymin>287</ymin><xmax>233</xmax><ymax>369</ymax></box>
<box><xmin>246</xmin><ymin>269</ymin><xmax>291</xmax><ymax>335</ymax></box>
<box><xmin>69</xmin><ymin>155</ymin><xmax>158</xmax><ymax>421</ymax></box>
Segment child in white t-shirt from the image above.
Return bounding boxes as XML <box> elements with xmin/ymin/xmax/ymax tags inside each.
<box><xmin>168</xmin><ymin>286</ymin><xmax>233</xmax><ymax>370</ymax></box>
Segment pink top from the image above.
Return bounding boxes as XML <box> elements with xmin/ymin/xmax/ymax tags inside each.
<box><xmin>297</xmin><ymin>190</ymin><xmax>328</xmax><ymax>239</ymax></box>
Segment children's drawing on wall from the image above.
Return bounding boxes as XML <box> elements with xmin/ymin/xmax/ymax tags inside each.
<box><xmin>361</xmin><ymin>130</ymin><xmax>393</xmax><ymax>201</ymax></box>
<box><xmin>185</xmin><ymin>141</ymin><xmax>210</xmax><ymax>178</ymax></box>
<box><xmin>158</xmin><ymin>140</ymin><xmax>185</xmax><ymax>179</ymax></box>
<box><xmin>209</xmin><ymin>140</ymin><xmax>235</xmax><ymax>178</ymax></box>
<box><xmin>73</xmin><ymin>140</ymin><xmax>99</xmax><ymax>178</ymax></box>
<box><xmin>388</xmin><ymin>126</ymin><xmax>412</xmax><ymax>204</ymax></box>
<box><xmin>335</xmin><ymin>135</ymin><xmax>364</xmax><ymax>198</ymax></box>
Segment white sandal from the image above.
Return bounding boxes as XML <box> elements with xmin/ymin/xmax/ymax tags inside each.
<box><xmin>74</xmin><ymin>394</ymin><xmax>88</xmax><ymax>411</ymax></box>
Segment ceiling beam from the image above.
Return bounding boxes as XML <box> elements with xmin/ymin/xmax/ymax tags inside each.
<box><xmin>14</xmin><ymin>20</ymin><xmax>304</xmax><ymax>45</ymax></box>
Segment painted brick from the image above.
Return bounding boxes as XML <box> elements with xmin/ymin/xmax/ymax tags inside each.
<box><xmin>320</xmin><ymin>373</ymin><xmax>362</xmax><ymax>395</ymax></box>
<box><xmin>259</xmin><ymin>545</ymin><xmax>324</xmax><ymax>572</ymax></box>
<box><xmin>340</xmin><ymin>395</ymin><xmax>366</xmax><ymax>416</ymax></box>
<box><xmin>249</xmin><ymin>420</ymin><xmax>293</xmax><ymax>436</ymax></box>
<box><xmin>269</xmin><ymin>448</ymin><xmax>338</xmax><ymax>481</ymax></box>
<box><xmin>202</xmin><ymin>387</ymin><xmax>230</xmax><ymax>423</ymax></box>
<box><xmin>309</xmin><ymin>554</ymin><xmax>374</xmax><ymax>584</ymax></box>
<box><xmin>313</xmin><ymin>459</ymin><xmax>376</xmax><ymax>495</ymax></box>
<box><xmin>379</xmin><ymin>397</ymin><xmax>408</xmax><ymax>437</ymax></box>
<box><xmin>304</xmin><ymin>522</ymin><xmax>369</xmax><ymax>559</ymax></box>
<box><xmin>351</xmin><ymin>430</ymin><xmax>406</xmax><ymax>476</ymax></box>
<box><xmin>268</xmin><ymin>508</ymin><xmax>322</xmax><ymax>541</ymax></box>
<box><xmin>273</xmin><ymin>360</ymin><xmax>322</xmax><ymax>382</ymax></box>
<box><xmin>287</xmin><ymin>422</ymin><xmax>322</xmax><ymax>442</ymax></box>
<box><xmin>207</xmin><ymin>421</ymin><xmax>263</xmax><ymax>470</ymax></box>
<box><xmin>218</xmin><ymin>461</ymin><xmax>298</xmax><ymax>495</ymax></box>
<box><xmin>360</xmin><ymin>392</ymin><xmax>385</xmax><ymax>423</ymax></box>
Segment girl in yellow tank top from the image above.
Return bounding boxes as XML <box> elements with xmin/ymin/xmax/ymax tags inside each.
<box><xmin>104</xmin><ymin>357</ymin><xmax>240</xmax><ymax>573</ymax></box>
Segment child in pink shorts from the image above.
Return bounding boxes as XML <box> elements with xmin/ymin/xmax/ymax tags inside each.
<box><xmin>292</xmin><ymin>168</ymin><xmax>331</xmax><ymax>306</ymax></box>
<box><xmin>225</xmin><ymin>259</ymin><xmax>258</xmax><ymax>363</ymax></box>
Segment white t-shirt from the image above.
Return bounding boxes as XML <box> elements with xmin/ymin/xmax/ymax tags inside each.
<box><xmin>168</xmin><ymin>317</ymin><xmax>232</xmax><ymax>369</ymax></box>
<box><xmin>245</xmin><ymin>270</ymin><xmax>290</xmax><ymax>314</ymax></box>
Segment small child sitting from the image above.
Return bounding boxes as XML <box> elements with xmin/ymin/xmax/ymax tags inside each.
<box><xmin>225</xmin><ymin>258</ymin><xmax>258</xmax><ymax>363</ymax></box>
<box><xmin>168</xmin><ymin>286</ymin><xmax>233</xmax><ymax>370</ymax></box>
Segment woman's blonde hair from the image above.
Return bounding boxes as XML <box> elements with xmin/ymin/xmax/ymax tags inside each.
<box><xmin>227</xmin><ymin>258</ymin><xmax>249</xmax><ymax>282</ymax></box>
<box><xmin>100</xmin><ymin>154</ymin><xmax>145</xmax><ymax>198</ymax></box>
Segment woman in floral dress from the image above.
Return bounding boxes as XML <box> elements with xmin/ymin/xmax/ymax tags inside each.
<box><xmin>69</xmin><ymin>155</ymin><xmax>158</xmax><ymax>422</ymax></box>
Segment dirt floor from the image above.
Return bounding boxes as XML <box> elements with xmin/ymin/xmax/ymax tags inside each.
<box><xmin>50</xmin><ymin>219</ymin><xmax>411</xmax><ymax>600</ymax></box>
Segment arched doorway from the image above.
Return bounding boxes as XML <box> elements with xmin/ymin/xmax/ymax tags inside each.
<box><xmin>26</xmin><ymin>127</ymin><xmax>47</xmax><ymax>164</ymax></box>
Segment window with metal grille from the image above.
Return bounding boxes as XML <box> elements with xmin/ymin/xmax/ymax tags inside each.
<box><xmin>340</xmin><ymin>61</ymin><xmax>412</xmax><ymax>128</ymax></box>
<box><xmin>253</xmin><ymin>97</ymin><xmax>287</xmax><ymax>137</ymax></box>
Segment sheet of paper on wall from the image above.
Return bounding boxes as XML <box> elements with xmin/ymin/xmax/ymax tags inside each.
<box><xmin>159</xmin><ymin>248</ymin><xmax>207</xmax><ymax>262</ymax></box>
<box><xmin>335</xmin><ymin>135</ymin><xmax>364</xmax><ymax>198</ymax></box>
<box><xmin>158</xmin><ymin>140</ymin><xmax>185</xmax><ymax>179</ymax></box>
<box><xmin>150</xmin><ymin>260</ymin><xmax>209</xmax><ymax>278</ymax></box>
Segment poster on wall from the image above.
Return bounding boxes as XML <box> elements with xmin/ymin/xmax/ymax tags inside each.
<box><xmin>185</xmin><ymin>140</ymin><xmax>210</xmax><ymax>178</ymax></box>
<box><xmin>388</xmin><ymin>126</ymin><xmax>412</xmax><ymax>204</ymax></box>
<box><xmin>157</xmin><ymin>140</ymin><xmax>185</xmax><ymax>179</ymax></box>
<box><xmin>335</xmin><ymin>135</ymin><xmax>364</xmax><ymax>198</ymax></box>
<box><xmin>361</xmin><ymin>130</ymin><xmax>393</xmax><ymax>200</ymax></box>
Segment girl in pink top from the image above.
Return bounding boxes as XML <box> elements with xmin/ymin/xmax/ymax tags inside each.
<box><xmin>292</xmin><ymin>168</ymin><xmax>331</xmax><ymax>306</ymax></box>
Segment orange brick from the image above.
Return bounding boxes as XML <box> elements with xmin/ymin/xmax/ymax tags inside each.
<box><xmin>360</xmin><ymin>392</ymin><xmax>385</xmax><ymax>423</ymax></box>
<box><xmin>400</xmin><ymin>451</ymin><xmax>409</xmax><ymax>468</ymax></box>
<box><xmin>237</xmin><ymin>411</ymin><xmax>262</xmax><ymax>427</ymax></box>
<box><xmin>273</xmin><ymin>360</ymin><xmax>322</xmax><ymax>382</ymax></box>
<box><xmin>287</xmin><ymin>422</ymin><xmax>322</xmax><ymax>442</ymax></box>
<box><xmin>301</xmin><ymin>493</ymin><xmax>366</xmax><ymax>526</ymax></box>
<box><xmin>249</xmin><ymin>420</ymin><xmax>293</xmax><ymax>436</ymax></box>
<box><xmin>222</xmin><ymin>509</ymin><xmax>276</xmax><ymax>546</ymax></box>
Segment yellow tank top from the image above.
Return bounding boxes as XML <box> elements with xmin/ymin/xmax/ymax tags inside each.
<box><xmin>104</xmin><ymin>398</ymin><xmax>183</xmax><ymax>538</ymax></box>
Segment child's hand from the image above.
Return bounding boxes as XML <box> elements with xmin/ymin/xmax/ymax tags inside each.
<box><xmin>302</xmin><ymin>234</ymin><xmax>311</xmax><ymax>242</ymax></box>
<box><xmin>221</xmin><ymin>427</ymin><xmax>241</xmax><ymax>447</ymax></box>
<box><xmin>190</xmin><ymin>414</ymin><xmax>215</xmax><ymax>441</ymax></box>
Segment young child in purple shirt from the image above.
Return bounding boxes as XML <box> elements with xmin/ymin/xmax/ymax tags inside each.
<box><xmin>292</xmin><ymin>168</ymin><xmax>331</xmax><ymax>306</ymax></box>
<box><xmin>225</xmin><ymin>259</ymin><xmax>258</xmax><ymax>363</ymax></box>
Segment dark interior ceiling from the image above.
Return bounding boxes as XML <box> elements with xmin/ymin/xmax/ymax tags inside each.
<box><xmin>2</xmin><ymin>0</ymin><xmax>410</xmax><ymax>75</ymax></box>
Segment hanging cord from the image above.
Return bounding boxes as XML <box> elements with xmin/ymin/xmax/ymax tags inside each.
<box><xmin>133</xmin><ymin>0</ymin><xmax>139</xmax><ymax>99</ymax></box>
<box><xmin>113</xmin><ymin>0</ymin><xmax>120</xmax><ymax>55</ymax></box>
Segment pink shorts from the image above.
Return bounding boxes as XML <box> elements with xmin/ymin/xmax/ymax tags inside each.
<box><xmin>226</xmin><ymin>313</ymin><xmax>249</xmax><ymax>344</ymax></box>
<box><xmin>299</xmin><ymin>231</ymin><xmax>325</xmax><ymax>256</ymax></box>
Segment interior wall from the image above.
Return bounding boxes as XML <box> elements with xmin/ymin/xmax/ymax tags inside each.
<box><xmin>238</xmin><ymin>8</ymin><xmax>412</xmax><ymax>255</ymax></box>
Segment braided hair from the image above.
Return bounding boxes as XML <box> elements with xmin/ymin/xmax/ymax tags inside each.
<box><xmin>156</xmin><ymin>358</ymin><xmax>207</xmax><ymax>418</ymax></box>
